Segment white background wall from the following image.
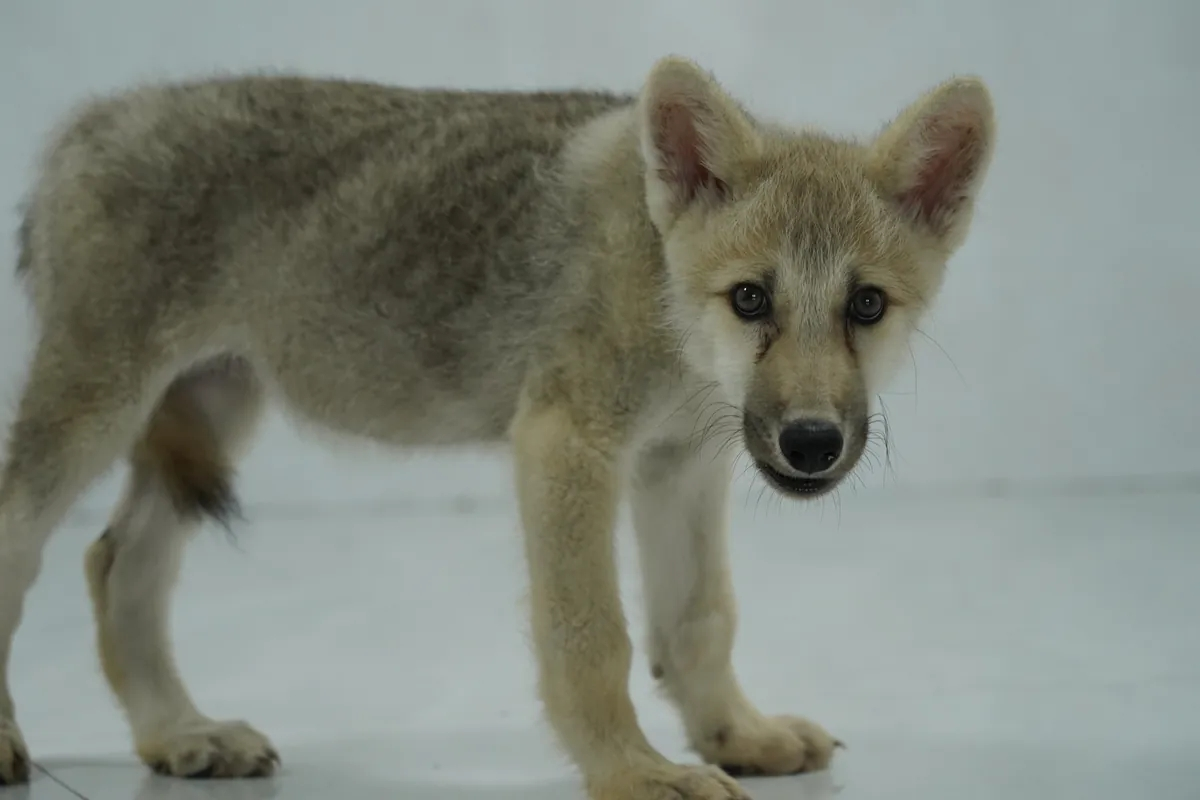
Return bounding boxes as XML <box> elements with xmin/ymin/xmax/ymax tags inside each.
<box><xmin>0</xmin><ymin>0</ymin><xmax>1197</xmax><ymax>521</ymax></box>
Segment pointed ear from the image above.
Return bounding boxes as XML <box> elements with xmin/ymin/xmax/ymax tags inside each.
<box><xmin>637</xmin><ymin>56</ymin><xmax>759</xmax><ymax>230</ymax></box>
<box><xmin>867</xmin><ymin>77</ymin><xmax>996</xmax><ymax>250</ymax></box>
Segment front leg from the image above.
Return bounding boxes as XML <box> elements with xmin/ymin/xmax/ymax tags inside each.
<box><xmin>631</xmin><ymin>440</ymin><xmax>841</xmax><ymax>776</ymax></box>
<box><xmin>511</xmin><ymin>403</ymin><xmax>749</xmax><ymax>800</ymax></box>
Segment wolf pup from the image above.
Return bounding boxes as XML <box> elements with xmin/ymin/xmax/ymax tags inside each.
<box><xmin>0</xmin><ymin>56</ymin><xmax>993</xmax><ymax>797</ymax></box>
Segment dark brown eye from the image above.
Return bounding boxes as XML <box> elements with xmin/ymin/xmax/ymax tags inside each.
<box><xmin>848</xmin><ymin>286</ymin><xmax>887</xmax><ymax>325</ymax></box>
<box><xmin>731</xmin><ymin>283</ymin><xmax>770</xmax><ymax>319</ymax></box>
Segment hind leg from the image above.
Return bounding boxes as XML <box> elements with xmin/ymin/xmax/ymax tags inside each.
<box><xmin>0</xmin><ymin>338</ymin><xmax>171</xmax><ymax>784</ymax></box>
<box><xmin>84</xmin><ymin>357</ymin><xmax>279</xmax><ymax>779</ymax></box>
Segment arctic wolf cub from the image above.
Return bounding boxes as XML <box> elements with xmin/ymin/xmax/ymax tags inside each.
<box><xmin>1</xmin><ymin>56</ymin><xmax>993</xmax><ymax>798</ymax></box>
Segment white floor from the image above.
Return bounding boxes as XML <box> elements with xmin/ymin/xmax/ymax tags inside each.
<box><xmin>6</xmin><ymin>488</ymin><xmax>1199</xmax><ymax>799</ymax></box>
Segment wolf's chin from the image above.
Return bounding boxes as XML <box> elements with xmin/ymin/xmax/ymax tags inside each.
<box><xmin>753</xmin><ymin>461</ymin><xmax>838</xmax><ymax>499</ymax></box>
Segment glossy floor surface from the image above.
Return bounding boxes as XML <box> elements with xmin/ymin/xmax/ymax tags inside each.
<box><xmin>5</xmin><ymin>489</ymin><xmax>1199</xmax><ymax>799</ymax></box>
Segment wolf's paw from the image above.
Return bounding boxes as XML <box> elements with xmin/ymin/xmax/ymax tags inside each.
<box><xmin>0</xmin><ymin>719</ymin><xmax>30</xmax><ymax>785</ymax></box>
<box><xmin>590</xmin><ymin>761</ymin><xmax>750</xmax><ymax>800</ymax></box>
<box><xmin>694</xmin><ymin>713</ymin><xmax>840</xmax><ymax>777</ymax></box>
<box><xmin>138</xmin><ymin>719</ymin><xmax>279</xmax><ymax>779</ymax></box>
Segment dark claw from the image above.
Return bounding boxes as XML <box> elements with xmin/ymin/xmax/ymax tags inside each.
<box><xmin>0</xmin><ymin>767</ymin><xmax>29</xmax><ymax>787</ymax></box>
<box><xmin>248</xmin><ymin>756</ymin><xmax>277</xmax><ymax>778</ymax></box>
<box><xmin>9</xmin><ymin>752</ymin><xmax>29</xmax><ymax>784</ymax></box>
<box><xmin>186</xmin><ymin>764</ymin><xmax>216</xmax><ymax>779</ymax></box>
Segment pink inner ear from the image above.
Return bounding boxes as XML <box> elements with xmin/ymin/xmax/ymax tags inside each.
<box><xmin>654</xmin><ymin>100</ymin><xmax>721</xmax><ymax>202</ymax></box>
<box><xmin>898</xmin><ymin>119</ymin><xmax>982</xmax><ymax>229</ymax></box>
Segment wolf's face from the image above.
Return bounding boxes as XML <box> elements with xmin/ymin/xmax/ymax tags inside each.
<box><xmin>637</xmin><ymin>58</ymin><xmax>995</xmax><ymax>498</ymax></box>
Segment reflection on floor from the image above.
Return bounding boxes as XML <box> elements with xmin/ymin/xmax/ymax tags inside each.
<box><xmin>7</xmin><ymin>489</ymin><xmax>1199</xmax><ymax>799</ymax></box>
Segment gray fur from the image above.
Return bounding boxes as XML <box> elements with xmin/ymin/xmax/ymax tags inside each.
<box><xmin>19</xmin><ymin>77</ymin><xmax>637</xmax><ymax>447</ymax></box>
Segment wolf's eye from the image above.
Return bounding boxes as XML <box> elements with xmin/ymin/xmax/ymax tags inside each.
<box><xmin>848</xmin><ymin>286</ymin><xmax>887</xmax><ymax>325</ymax></box>
<box><xmin>731</xmin><ymin>283</ymin><xmax>770</xmax><ymax>319</ymax></box>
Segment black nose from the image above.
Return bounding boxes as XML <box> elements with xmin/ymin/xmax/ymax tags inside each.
<box><xmin>778</xmin><ymin>421</ymin><xmax>843</xmax><ymax>475</ymax></box>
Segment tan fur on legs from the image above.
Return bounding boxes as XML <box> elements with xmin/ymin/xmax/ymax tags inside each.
<box><xmin>84</xmin><ymin>531</ymin><xmax>120</xmax><ymax>702</ymax></box>
<box><xmin>511</xmin><ymin>397</ymin><xmax>749</xmax><ymax>800</ymax></box>
<box><xmin>0</xmin><ymin>337</ymin><xmax>175</xmax><ymax>784</ymax></box>
<box><xmin>85</xmin><ymin>359</ymin><xmax>278</xmax><ymax>779</ymax></box>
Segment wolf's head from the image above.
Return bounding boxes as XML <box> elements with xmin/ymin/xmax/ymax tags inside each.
<box><xmin>637</xmin><ymin>57</ymin><xmax>995</xmax><ymax>498</ymax></box>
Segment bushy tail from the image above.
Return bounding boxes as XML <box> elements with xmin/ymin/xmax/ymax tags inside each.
<box><xmin>132</xmin><ymin>382</ymin><xmax>242</xmax><ymax>527</ymax></box>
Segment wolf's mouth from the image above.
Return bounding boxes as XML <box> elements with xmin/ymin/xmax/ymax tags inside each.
<box><xmin>754</xmin><ymin>461</ymin><xmax>836</xmax><ymax>498</ymax></box>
